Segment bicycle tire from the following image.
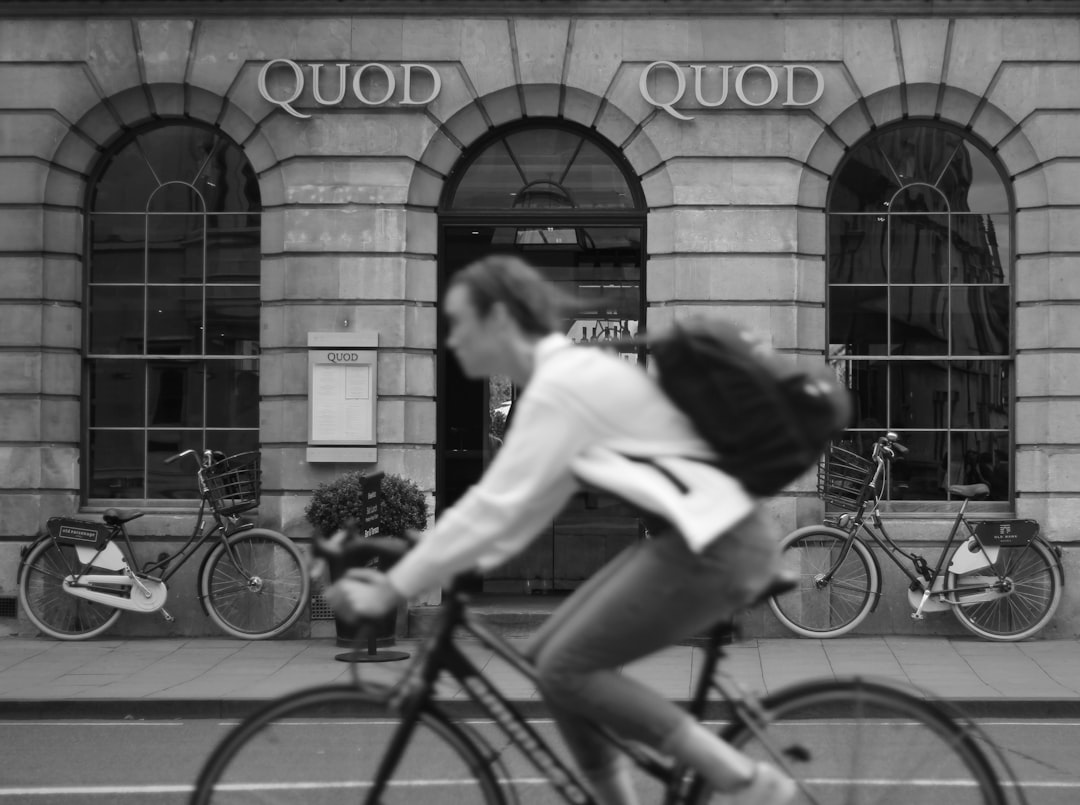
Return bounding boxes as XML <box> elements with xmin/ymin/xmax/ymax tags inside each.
<box><xmin>200</xmin><ymin>528</ymin><xmax>309</xmax><ymax>640</ymax></box>
<box><xmin>768</xmin><ymin>526</ymin><xmax>879</xmax><ymax>638</ymax></box>
<box><xmin>190</xmin><ymin>683</ymin><xmax>506</xmax><ymax>805</ymax></box>
<box><xmin>949</xmin><ymin>538</ymin><xmax>1064</xmax><ymax>642</ymax></box>
<box><xmin>708</xmin><ymin>677</ymin><xmax>1006</xmax><ymax>805</ymax></box>
<box><xmin>18</xmin><ymin>539</ymin><xmax>122</xmax><ymax>640</ymax></box>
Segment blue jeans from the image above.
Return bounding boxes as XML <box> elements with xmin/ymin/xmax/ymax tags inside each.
<box><xmin>526</xmin><ymin>508</ymin><xmax>779</xmax><ymax>773</ymax></box>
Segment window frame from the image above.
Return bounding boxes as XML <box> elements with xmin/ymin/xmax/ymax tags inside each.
<box><xmin>81</xmin><ymin>119</ymin><xmax>261</xmax><ymax>508</ymax></box>
<box><xmin>825</xmin><ymin>120</ymin><xmax>1015</xmax><ymax>513</ymax></box>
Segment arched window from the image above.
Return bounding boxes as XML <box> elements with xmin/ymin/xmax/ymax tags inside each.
<box><xmin>828</xmin><ymin>123</ymin><xmax>1012</xmax><ymax>504</ymax></box>
<box><xmin>84</xmin><ymin>121</ymin><xmax>261</xmax><ymax>502</ymax></box>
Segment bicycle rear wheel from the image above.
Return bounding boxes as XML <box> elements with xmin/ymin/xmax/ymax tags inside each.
<box><xmin>710</xmin><ymin>678</ymin><xmax>1005</xmax><ymax>805</ymax></box>
<box><xmin>18</xmin><ymin>539</ymin><xmax>121</xmax><ymax>640</ymax></box>
<box><xmin>200</xmin><ymin>528</ymin><xmax>309</xmax><ymax>639</ymax></box>
<box><xmin>191</xmin><ymin>684</ymin><xmax>506</xmax><ymax>805</ymax></box>
<box><xmin>949</xmin><ymin>538</ymin><xmax>1063</xmax><ymax>642</ymax></box>
<box><xmin>768</xmin><ymin>526</ymin><xmax>879</xmax><ymax>638</ymax></box>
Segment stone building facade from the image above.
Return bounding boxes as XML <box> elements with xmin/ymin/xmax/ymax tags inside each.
<box><xmin>0</xmin><ymin>0</ymin><xmax>1077</xmax><ymax>637</ymax></box>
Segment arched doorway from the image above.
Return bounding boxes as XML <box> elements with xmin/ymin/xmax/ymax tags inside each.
<box><xmin>438</xmin><ymin>120</ymin><xmax>647</xmax><ymax>594</ymax></box>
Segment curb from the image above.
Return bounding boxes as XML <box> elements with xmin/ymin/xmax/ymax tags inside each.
<box><xmin>3</xmin><ymin>697</ymin><xmax>1079</xmax><ymax>721</ymax></box>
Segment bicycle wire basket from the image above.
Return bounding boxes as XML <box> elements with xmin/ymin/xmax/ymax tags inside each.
<box><xmin>817</xmin><ymin>444</ymin><xmax>876</xmax><ymax>511</ymax></box>
<box><xmin>201</xmin><ymin>452</ymin><xmax>261</xmax><ymax>515</ymax></box>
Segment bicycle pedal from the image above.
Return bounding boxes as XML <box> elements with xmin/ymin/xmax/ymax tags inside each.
<box><xmin>910</xmin><ymin>612</ymin><xmax>924</xmax><ymax>620</ymax></box>
<box><xmin>160</xmin><ymin>608</ymin><xmax>175</xmax><ymax>623</ymax></box>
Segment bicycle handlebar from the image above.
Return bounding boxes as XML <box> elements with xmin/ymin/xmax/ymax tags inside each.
<box><xmin>164</xmin><ymin>449</ymin><xmax>228</xmax><ymax>469</ymax></box>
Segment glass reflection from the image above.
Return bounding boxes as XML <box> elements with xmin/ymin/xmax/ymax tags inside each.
<box><xmin>91</xmin><ymin>140</ymin><xmax>160</xmax><ymax>213</ymax></box>
<box><xmin>206</xmin><ymin>363</ymin><xmax>259</xmax><ymax>429</ymax></box>
<box><xmin>148</xmin><ymin>360</ymin><xmax>202</xmax><ymax>428</ymax></box>
<box><xmin>90</xmin><ymin>214</ymin><xmax>145</xmax><ymax>283</ymax></box>
<box><xmin>448</xmin><ymin>127</ymin><xmax>636</xmax><ymax>210</ymax></box>
<box><xmin>951</xmin><ymin>361</ymin><xmax>1010</xmax><ymax>431</ymax></box>
<box><xmin>147</xmin><ymin>214</ymin><xmax>204</xmax><ymax>283</ymax></box>
<box><xmin>952</xmin><ymin>431</ymin><xmax>1010</xmax><ymax>500</ymax></box>
<box><xmin>89</xmin><ymin>430</ymin><xmax>143</xmax><ymax>499</ymax></box>
<box><xmin>889</xmin><ymin>214</ymin><xmax>949</xmax><ymax>283</ymax></box>
<box><xmin>147</xmin><ymin>430</ymin><xmax>202</xmax><ymax>499</ymax></box>
<box><xmin>147</xmin><ymin>286</ymin><xmax>201</xmax><ymax>354</ymax></box>
<box><xmin>205</xmin><ymin>287</ymin><xmax>260</xmax><ymax>356</ymax></box>
<box><xmin>829</xmin><ymin>286</ymin><xmax>888</xmax><ymax>355</ymax></box>
<box><xmin>207</xmin><ymin>216</ymin><xmax>260</xmax><ymax>282</ymax></box>
<box><xmin>89</xmin><ymin>287</ymin><xmax>143</xmax><ymax>354</ymax></box>
<box><xmin>828</xmin><ymin>215</ymin><xmax>886</xmax><ymax>284</ymax></box>
<box><xmin>890</xmin><ymin>286</ymin><xmax>948</xmax><ymax>356</ymax></box>
<box><xmin>890</xmin><ymin>360</ymin><xmax>948</xmax><ymax>430</ymax></box>
<box><xmin>89</xmin><ymin>361</ymin><xmax>145</xmax><ymax>427</ymax></box>
<box><xmin>952</xmin><ymin>214</ymin><xmax>1007</xmax><ymax>283</ymax></box>
<box><xmin>953</xmin><ymin>286</ymin><xmax>1009</xmax><ymax>355</ymax></box>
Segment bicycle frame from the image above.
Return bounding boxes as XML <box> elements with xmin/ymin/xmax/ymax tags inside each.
<box><xmin>822</xmin><ymin>449</ymin><xmax>1053</xmax><ymax>607</ymax></box>
<box><xmin>52</xmin><ymin>494</ymin><xmax>253</xmax><ymax>589</ymax></box>
<box><xmin>367</xmin><ymin>586</ymin><xmax>760</xmax><ymax>805</ymax></box>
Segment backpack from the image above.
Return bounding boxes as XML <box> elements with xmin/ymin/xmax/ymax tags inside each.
<box><xmin>649</xmin><ymin>316</ymin><xmax>852</xmax><ymax>497</ymax></box>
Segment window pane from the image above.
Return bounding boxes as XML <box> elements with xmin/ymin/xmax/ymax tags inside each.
<box><xmin>559</xmin><ymin>140</ymin><xmax>635</xmax><ymax>209</ymax></box>
<box><xmin>208</xmin><ymin>428</ymin><xmax>260</xmax><ymax>461</ymax></box>
<box><xmin>147</xmin><ymin>213</ymin><xmax>203</xmax><ymax>283</ymax></box>
<box><xmin>890</xmin><ymin>360</ymin><xmax>948</xmax><ymax>430</ymax></box>
<box><xmin>953</xmin><ymin>286</ymin><xmax>1010</xmax><ymax>356</ymax></box>
<box><xmin>147</xmin><ymin>286</ymin><xmax>201</xmax><ymax>354</ymax></box>
<box><xmin>90</xmin><ymin>214</ymin><xmax>145</xmax><ymax>283</ymax></box>
<box><xmin>206</xmin><ymin>286</ymin><xmax>260</xmax><ymax>356</ymax></box>
<box><xmin>206</xmin><ymin>363</ymin><xmax>259</xmax><ymax>429</ymax></box>
<box><xmin>829</xmin><ymin>286</ymin><xmax>888</xmax><ymax>355</ymax></box>
<box><xmin>89</xmin><ymin>287</ymin><xmax>143</xmax><ymax>354</ymax></box>
<box><xmin>834</xmin><ymin>359</ymin><xmax>887</xmax><ymax>432</ymax></box>
<box><xmin>89</xmin><ymin>430</ymin><xmax>143</xmax><ymax>499</ymax></box>
<box><xmin>207</xmin><ymin>216</ymin><xmax>260</xmax><ymax>282</ymax></box>
<box><xmin>948</xmin><ymin>141</ymin><xmax>1010</xmax><ymax>214</ymax></box>
<box><xmin>138</xmin><ymin>126</ymin><xmax>218</xmax><ymax>186</ymax></box>
<box><xmin>951</xmin><ymin>361</ymin><xmax>1010</xmax><ymax>430</ymax></box>
<box><xmin>89</xmin><ymin>360</ymin><xmax>145</xmax><ymax>427</ymax></box>
<box><xmin>147</xmin><ymin>183</ymin><xmax>204</xmax><ymax>213</ymax></box>
<box><xmin>828</xmin><ymin>215</ymin><xmax>886</xmax><ymax>284</ymax></box>
<box><xmin>197</xmin><ymin>140</ymin><xmax>262</xmax><ymax>213</ymax></box>
<box><xmin>147</xmin><ymin>430</ymin><xmax>202</xmax><ymax>499</ymax></box>
<box><xmin>952</xmin><ymin>431</ymin><xmax>1010</xmax><ymax>500</ymax></box>
<box><xmin>91</xmin><ymin>139</ymin><xmax>158</xmax><ymax>213</ymax></box>
<box><xmin>890</xmin><ymin>431</ymin><xmax>947</xmax><ymax>501</ymax></box>
<box><xmin>829</xmin><ymin>144</ymin><xmax>899</xmax><ymax>212</ymax></box>
<box><xmin>449</xmin><ymin>128</ymin><xmax>638</xmax><ymax>210</ymax></box>
<box><xmin>889</xmin><ymin>184</ymin><xmax>948</xmax><ymax>213</ymax></box>
<box><xmin>876</xmin><ymin>126</ymin><xmax>964</xmax><ymax>187</ymax></box>
<box><xmin>889</xmin><ymin>214</ymin><xmax>949</xmax><ymax>283</ymax></box>
<box><xmin>952</xmin><ymin>214</ymin><xmax>1008</xmax><ymax>283</ymax></box>
<box><xmin>890</xmin><ymin>286</ymin><xmax>949</xmax><ymax>356</ymax></box>
<box><xmin>148</xmin><ymin>360</ymin><xmax>203</xmax><ymax>428</ymax></box>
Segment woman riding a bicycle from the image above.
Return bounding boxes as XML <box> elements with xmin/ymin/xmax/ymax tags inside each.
<box><xmin>325</xmin><ymin>254</ymin><xmax>795</xmax><ymax>805</ymax></box>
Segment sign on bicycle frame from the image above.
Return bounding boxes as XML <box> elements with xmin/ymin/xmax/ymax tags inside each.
<box><xmin>47</xmin><ymin>517</ymin><xmax>111</xmax><ymax>549</ymax></box>
<box><xmin>969</xmin><ymin>518</ymin><xmax>1038</xmax><ymax>548</ymax></box>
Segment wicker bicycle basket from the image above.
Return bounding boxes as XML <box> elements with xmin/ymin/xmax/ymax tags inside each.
<box><xmin>202</xmin><ymin>452</ymin><xmax>261</xmax><ymax>515</ymax></box>
<box><xmin>817</xmin><ymin>445</ymin><xmax>876</xmax><ymax>511</ymax></box>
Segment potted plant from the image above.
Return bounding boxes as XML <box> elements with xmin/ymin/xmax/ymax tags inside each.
<box><xmin>306</xmin><ymin>471</ymin><xmax>429</xmax><ymax>646</ymax></box>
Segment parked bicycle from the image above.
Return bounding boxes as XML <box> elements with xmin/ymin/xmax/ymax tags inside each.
<box><xmin>18</xmin><ymin>449</ymin><xmax>309</xmax><ymax>641</ymax></box>
<box><xmin>769</xmin><ymin>433</ymin><xmax>1064</xmax><ymax>642</ymax></box>
<box><xmin>190</xmin><ymin>532</ymin><xmax>1017</xmax><ymax>804</ymax></box>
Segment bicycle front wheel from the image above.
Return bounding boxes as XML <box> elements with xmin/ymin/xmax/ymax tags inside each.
<box><xmin>768</xmin><ymin>526</ymin><xmax>879</xmax><ymax>638</ymax></box>
<box><xmin>18</xmin><ymin>539</ymin><xmax>122</xmax><ymax>640</ymax></box>
<box><xmin>713</xmin><ymin>678</ymin><xmax>1005</xmax><ymax>805</ymax></box>
<box><xmin>191</xmin><ymin>684</ymin><xmax>506</xmax><ymax>805</ymax></box>
<box><xmin>949</xmin><ymin>538</ymin><xmax>1063</xmax><ymax>641</ymax></box>
<box><xmin>200</xmin><ymin>528</ymin><xmax>309</xmax><ymax>639</ymax></box>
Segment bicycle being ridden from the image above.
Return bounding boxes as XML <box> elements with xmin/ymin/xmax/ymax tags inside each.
<box><xmin>768</xmin><ymin>433</ymin><xmax>1064</xmax><ymax>641</ymax></box>
<box><xmin>18</xmin><ymin>448</ymin><xmax>309</xmax><ymax>640</ymax></box>
<box><xmin>190</xmin><ymin>531</ymin><xmax>1017</xmax><ymax>805</ymax></box>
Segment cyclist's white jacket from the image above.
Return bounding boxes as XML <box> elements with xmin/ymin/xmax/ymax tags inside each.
<box><xmin>387</xmin><ymin>334</ymin><xmax>758</xmax><ymax>599</ymax></box>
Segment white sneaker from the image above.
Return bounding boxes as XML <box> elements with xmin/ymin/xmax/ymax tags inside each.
<box><xmin>722</xmin><ymin>762</ymin><xmax>797</xmax><ymax>805</ymax></box>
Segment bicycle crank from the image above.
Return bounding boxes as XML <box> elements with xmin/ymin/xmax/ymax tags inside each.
<box><xmin>64</xmin><ymin>575</ymin><xmax>169</xmax><ymax>613</ymax></box>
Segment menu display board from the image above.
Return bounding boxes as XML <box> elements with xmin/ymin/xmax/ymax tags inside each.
<box><xmin>307</xmin><ymin>333</ymin><xmax>378</xmax><ymax>461</ymax></box>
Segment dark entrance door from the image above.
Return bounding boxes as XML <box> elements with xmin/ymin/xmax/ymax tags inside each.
<box><xmin>438</xmin><ymin>223</ymin><xmax>645</xmax><ymax>593</ymax></box>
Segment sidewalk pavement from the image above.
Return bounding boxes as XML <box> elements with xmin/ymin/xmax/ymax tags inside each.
<box><xmin>2</xmin><ymin>630</ymin><xmax>1079</xmax><ymax>720</ymax></box>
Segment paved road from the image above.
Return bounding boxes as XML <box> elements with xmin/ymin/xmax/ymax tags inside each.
<box><xmin>2</xmin><ymin>718</ymin><xmax>1078</xmax><ymax>803</ymax></box>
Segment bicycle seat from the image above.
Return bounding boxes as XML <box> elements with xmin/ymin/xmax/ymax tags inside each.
<box><xmin>103</xmin><ymin>508</ymin><xmax>144</xmax><ymax>525</ymax></box>
<box><xmin>947</xmin><ymin>483</ymin><xmax>990</xmax><ymax>499</ymax></box>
